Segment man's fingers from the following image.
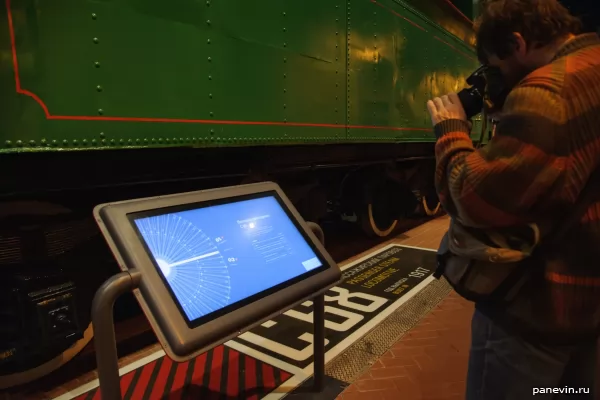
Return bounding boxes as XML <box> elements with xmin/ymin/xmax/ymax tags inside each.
<box><xmin>433</xmin><ymin>97</ymin><xmax>444</xmax><ymax>111</ymax></box>
<box><xmin>448</xmin><ymin>92</ymin><xmax>461</xmax><ymax>105</ymax></box>
<box><xmin>426</xmin><ymin>100</ymin><xmax>437</xmax><ymax>115</ymax></box>
<box><xmin>441</xmin><ymin>95</ymin><xmax>452</xmax><ymax>107</ymax></box>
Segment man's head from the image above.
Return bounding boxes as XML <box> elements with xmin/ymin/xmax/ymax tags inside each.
<box><xmin>475</xmin><ymin>0</ymin><xmax>581</xmax><ymax>88</ymax></box>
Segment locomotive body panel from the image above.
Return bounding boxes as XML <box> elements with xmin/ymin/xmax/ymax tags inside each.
<box><xmin>1</xmin><ymin>0</ymin><xmax>478</xmax><ymax>152</ymax></box>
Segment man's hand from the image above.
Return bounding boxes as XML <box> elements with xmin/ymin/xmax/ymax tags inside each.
<box><xmin>426</xmin><ymin>93</ymin><xmax>467</xmax><ymax>126</ymax></box>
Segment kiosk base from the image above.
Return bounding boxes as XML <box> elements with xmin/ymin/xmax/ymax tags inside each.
<box><xmin>91</xmin><ymin>222</ymin><xmax>328</xmax><ymax>400</ymax></box>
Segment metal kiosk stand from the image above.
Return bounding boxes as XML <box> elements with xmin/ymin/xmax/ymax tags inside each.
<box><xmin>91</xmin><ymin>182</ymin><xmax>340</xmax><ymax>400</ymax></box>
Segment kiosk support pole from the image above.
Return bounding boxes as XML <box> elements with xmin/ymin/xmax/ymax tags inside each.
<box><xmin>92</xmin><ymin>269</ymin><xmax>142</xmax><ymax>400</ymax></box>
<box><xmin>307</xmin><ymin>221</ymin><xmax>326</xmax><ymax>392</ymax></box>
<box><xmin>313</xmin><ymin>294</ymin><xmax>326</xmax><ymax>391</ymax></box>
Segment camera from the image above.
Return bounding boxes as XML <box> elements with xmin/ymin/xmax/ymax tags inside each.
<box><xmin>457</xmin><ymin>65</ymin><xmax>488</xmax><ymax>119</ymax></box>
<box><xmin>457</xmin><ymin>65</ymin><xmax>510</xmax><ymax>119</ymax></box>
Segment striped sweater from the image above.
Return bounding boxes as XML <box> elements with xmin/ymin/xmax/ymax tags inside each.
<box><xmin>434</xmin><ymin>33</ymin><xmax>600</xmax><ymax>343</ymax></box>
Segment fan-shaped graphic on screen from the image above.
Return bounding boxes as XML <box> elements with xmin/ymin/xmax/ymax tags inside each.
<box><xmin>135</xmin><ymin>214</ymin><xmax>231</xmax><ymax>321</ymax></box>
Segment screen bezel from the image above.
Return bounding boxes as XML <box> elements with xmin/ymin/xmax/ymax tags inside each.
<box><xmin>93</xmin><ymin>181</ymin><xmax>341</xmax><ymax>361</ymax></box>
<box><xmin>127</xmin><ymin>190</ymin><xmax>328</xmax><ymax>329</ymax></box>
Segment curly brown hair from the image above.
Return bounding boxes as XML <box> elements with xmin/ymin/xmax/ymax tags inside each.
<box><xmin>475</xmin><ymin>0</ymin><xmax>582</xmax><ymax>63</ymax></box>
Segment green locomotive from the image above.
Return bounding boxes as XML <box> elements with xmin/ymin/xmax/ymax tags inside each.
<box><xmin>0</xmin><ymin>0</ymin><xmax>478</xmax><ymax>388</ymax></box>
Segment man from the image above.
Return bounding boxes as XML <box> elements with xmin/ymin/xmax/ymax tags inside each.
<box><xmin>427</xmin><ymin>0</ymin><xmax>600</xmax><ymax>398</ymax></box>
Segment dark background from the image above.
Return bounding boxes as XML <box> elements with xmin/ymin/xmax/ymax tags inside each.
<box><xmin>559</xmin><ymin>0</ymin><xmax>600</xmax><ymax>33</ymax></box>
<box><xmin>451</xmin><ymin>0</ymin><xmax>599</xmax><ymax>33</ymax></box>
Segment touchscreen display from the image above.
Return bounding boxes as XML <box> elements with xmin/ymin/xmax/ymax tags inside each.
<box><xmin>132</xmin><ymin>195</ymin><xmax>324</xmax><ymax>323</ymax></box>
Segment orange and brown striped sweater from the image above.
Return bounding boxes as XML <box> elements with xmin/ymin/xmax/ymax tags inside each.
<box><xmin>434</xmin><ymin>33</ymin><xmax>600</xmax><ymax>343</ymax></box>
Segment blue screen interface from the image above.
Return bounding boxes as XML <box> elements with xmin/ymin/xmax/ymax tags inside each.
<box><xmin>133</xmin><ymin>195</ymin><xmax>323</xmax><ymax>322</ymax></box>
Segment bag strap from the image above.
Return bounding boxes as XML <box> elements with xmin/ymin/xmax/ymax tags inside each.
<box><xmin>539</xmin><ymin>168</ymin><xmax>600</xmax><ymax>251</ymax></box>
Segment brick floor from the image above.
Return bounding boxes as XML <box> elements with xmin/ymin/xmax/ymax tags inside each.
<box><xmin>337</xmin><ymin>215</ymin><xmax>479</xmax><ymax>400</ymax></box>
<box><xmin>337</xmin><ymin>215</ymin><xmax>450</xmax><ymax>265</ymax></box>
<box><xmin>338</xmin><ymin>293</ymin><xmax>474</xmax><ymax>400</ymax></box>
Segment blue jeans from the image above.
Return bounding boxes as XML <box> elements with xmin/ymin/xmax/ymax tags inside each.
<box><xmin>466</xmin><ymin>310</ymin><xmax>597</xmax><ymax>399</ymax></box>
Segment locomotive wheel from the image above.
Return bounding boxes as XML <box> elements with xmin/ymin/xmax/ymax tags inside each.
<box><xmin>422</xmin><ymin>195</ymin><xmax>441</xmax><ymax>216</ymax></box>
<box><xmin>0</xmin><ymin>324</ymin><xmax>94</xmax><ymax>390</ymax></box>
<box><xmin>420</xmin><ymin>190</ymin><xmax>442</xmax><ymax>216</ymax></box>
<box><xmin>341</xmin><ymin>169</ymin><xmax>406</xmax><ymax>238</ymax></box>
<box><xmin>359</xmin><ymin>202</ymin><xmax>398</xmax><ymax>237</ymax></box>
<box><xmin>358</xmin><ymin>182</ymin><xmax>400</xmax><ymax>237</ymax></box>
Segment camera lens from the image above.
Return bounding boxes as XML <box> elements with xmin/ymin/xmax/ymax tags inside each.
<box><xmin>458</xmin><ymin>87</ymin><xmax>485</xmax><ymax>119</ymax></box>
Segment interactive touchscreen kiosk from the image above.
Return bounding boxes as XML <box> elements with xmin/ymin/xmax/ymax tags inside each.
<box><xmin>93</xmin><ymin>181</ymin><xmax>341</xmax><ymax>363</ymax></box>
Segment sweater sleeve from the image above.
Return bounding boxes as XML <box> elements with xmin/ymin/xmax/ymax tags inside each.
<box><xmin>434</xmin><ymin>83</ymin><xmax>567</xmax><ymax>228</ymax></box>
